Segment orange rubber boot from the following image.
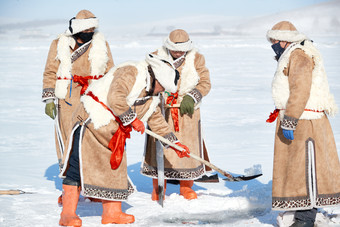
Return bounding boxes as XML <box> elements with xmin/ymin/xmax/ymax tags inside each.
<box><xmin>101</xmin><ymin>200</ymin><xmax>135</xmax><ymax>224</ymax></box>
<box><xmin>180</xmin><ymin>180</ymin><xmax>197</xmax><ymax>200</ymax></box>
<box><xmin>59</xmin><ymin>185</ymin><xmax>82</xmax><ymax>227</ymax></box>
<box><xmin>151</xmin><ymin>179</ymin><xmax>167</xmax><ymax>201</ymax></box>
<box><xmin>58</xmin><ymin>194</ymin><xmax>63</xmax><ymax>206</ymax></box>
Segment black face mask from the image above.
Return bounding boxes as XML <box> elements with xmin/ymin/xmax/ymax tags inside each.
<box><xmin>271</xmin><ymin>42</ymin><xmax>287</xmax><ymax>61</ymax></box>
<box><xmin>75</xmin><ymin>32</ymin><xmax>94</xmax><ymax>43</ymax></box>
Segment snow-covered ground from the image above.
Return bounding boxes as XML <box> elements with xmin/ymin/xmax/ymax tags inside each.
<box><xmin>0</xmin><ymin>33</ymin><xmax>339</xmax><ymax>227</ymax></box>
<box><xmin>1</xmin><ymin>2</ymin><xmax>340</xmax><ymax>226</ymax></box>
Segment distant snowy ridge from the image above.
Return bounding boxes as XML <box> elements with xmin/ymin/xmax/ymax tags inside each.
<box><xmin>235</xmin><ymin>0</ymin><xmax>340</xmax><ymax>36</ymax></box>
<box><xmin>0</xmin><ymin>0</ymin><xmax>339</xmax><ymax>40</ymax></box>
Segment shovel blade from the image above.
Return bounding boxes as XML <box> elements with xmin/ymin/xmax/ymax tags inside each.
<box><xmin>223</xmin><ymin>173</ymin><xmax>262</xmax><ymax>182</ymax></box>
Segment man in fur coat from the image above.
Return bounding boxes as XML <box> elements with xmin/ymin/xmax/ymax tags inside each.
<box><xmin>266</xmin><ymin>21</ymin><xmax>340</xmax><ymax>227</ymax></box>
<box><xmin>58</xmin><ymin>54</ymin><xmax>190</xmax><ymax>226</ymax></box>
<box><xmin>42</xmin><ymin>9</ymin><xmax>114</xmax><ymax>170</ymax></box>
<box><xmin>142</xmin><ymin>29</ymin><xmax>211</xmax><ymax>200</ymax></box>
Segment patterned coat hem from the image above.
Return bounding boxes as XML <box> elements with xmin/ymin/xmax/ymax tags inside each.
<box><xmin>82</xmin><ymin>182</ymin><xmax>135</xmax><ymax>201</ymax></box>
<box><xmin>272</xmin><ymin>193</ymin><xmax>340</xmax><ymax>210</ymax></box>
<box><xmin>141</xmin><ymin>163</ymin><xmax>205</xmax><ymax>180</ymax></box>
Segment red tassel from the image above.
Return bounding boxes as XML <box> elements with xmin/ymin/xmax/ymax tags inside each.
<box><xmin>266</xmin><ymin>109</ymin><xmax>280</xmax><ymax>123</ymax></box>
<box><xmin>108</xmin><ymin>124</ymin><xmax>132</xmax><ymax>170</ymax></box>
<box><xmin>166</xmin><ymin>92</ymin><xmax>179</xmax><ymax>132</ymax></box>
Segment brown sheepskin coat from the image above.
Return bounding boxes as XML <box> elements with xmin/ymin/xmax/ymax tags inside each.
<box><xmin>60</xmin><ymin>65</ymin><xmax>177</xmax><ymax>201</ymax></box>
<box><xmin>142</xmin><ymin>49</ymin><xmax>212</xmax><ymax>180</ymax></box>
<box><xmin>271</xmin><ymin>48</ymin><xmax>340</xmax><ymax>210</ymax></box>
<box><xmin>42</xmin><ymin>35</ymin><xmax>114</xmax><ymax>168</ymax></box>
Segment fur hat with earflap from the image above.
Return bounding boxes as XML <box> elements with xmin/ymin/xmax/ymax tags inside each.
<box><xmin>266</xmin><ymin>21</ymin><xmax>308</xmax><ymax>43</ymax></box>
<box><xmin>65</xmin><ymin>9</ymin><xmax>99</xmax><ymax>35</ymax></box>
<box><xmin>145</xmin><ymin>54</ymin><xmax>178</xmax><ymax>93</ymax></box>
<box><xmin>163</xmin><ymin>29</ymin><xmax>194</xmax><ymax>52</ymax></box>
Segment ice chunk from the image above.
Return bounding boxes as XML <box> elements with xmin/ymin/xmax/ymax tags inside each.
<box><xmin>244</xmin><ymin>164</ymin><xmax>262</xmax><ymax>176</ymax></box>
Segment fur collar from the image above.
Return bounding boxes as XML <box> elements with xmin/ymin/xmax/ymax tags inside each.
<box><xmin>157</xmin><ymin>47</ymin><xmax>200</xmax><ymax>95</ymax></box>
<box><xmin>55</xmin><ymin>32</ymin><xmax>109</xmax><ymax>99</ymax></box>
<box><xmin>272</xmin><ymin>40</ymin><xmax>338</xmax><ymax>120</ymax></box>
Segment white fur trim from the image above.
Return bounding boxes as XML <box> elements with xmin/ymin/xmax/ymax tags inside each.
<box><xmin>157</xmin><ymin>47</ymin><xmax>200</xmax><ymax>97</ymax></box>
<box><xmin>145</xmin><ymin>54</ymin><xmax>177</xmax><ymax>93</ymax></box>
<box><xmin>266</xmin><ymin>30</ymin><xmax>307</xmax><ymax>43</ymax></box>
<box><xmin>272</xmin><ymin>40</ymin><xmax>338</xmax><ymax>120</ymax></box>
<box><xmin>164</xmin><ymin>36</ymin><xmax>193</xmax><ymax>52</ymax></box>
<box><xmin>82</xmin><ymin>61</ymin><xmax>154</xmax><ymax>129</ymax></box>
<box><xmin>140</xmin><ymin>96</ymin><xmax>161</xmax><ymax>123</ymax></box>
<box><xmin>81</xmin><ymin>62</ymin><xmax>131</xmax><ymax>129</ymax></box>
<box><xmin>55</xmin><ymin>32</ymin><xmax>109</xmax><ymax>99</ymax></box>
<box><xmin>126</xmin><ymin>61</ymin><xmax>150</xmax><ymax>106</ymax></box>
<box><xmin>65</xmin><ymin>18</ymin><xmax>99</xmax><ymax>35</ymax></box>
<box><xmin>55</xmin><ymin>34</ymin><xmax>72</xmax><ymax>99</ymax></box>
<box><xmin>88</xmin><ymin>32</ymin><xmax>108</xmax><ymax>76</ymax></box>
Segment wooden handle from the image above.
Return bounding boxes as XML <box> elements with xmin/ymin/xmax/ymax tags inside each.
<box><xmin>145</xmin><ymin>129</ymin><xmax>233</xmax><ymax>179</ymax></box>
<box><xmin>165</xmin><ymin>104</ymin><xmax>180</xmax><ymax>108</ymax></box>
<box><xmin>0</xmin><ymin>190</ymin><xmax>23</xmax><ymax>195</ymax></box>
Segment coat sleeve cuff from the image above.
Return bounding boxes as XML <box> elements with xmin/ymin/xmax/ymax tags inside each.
<box><xmin>119</xmin><ymin>107</ymin><xmax>137</xmax><ymax>126</ymax></box>
<box><xmin>160</xmin><ymin>132</ymin><xmax>179</xmax><ymax>148</ymax></box>
<box><xmin>187</xmin><ymin>88</ymin><xmax>202</xmax><ymax>103</ymax></box>
<box><xmin>281</xmin><ymin>115</ymin><xmax>298</xmax><ymax>130</ymax></box>
<box><xmin>42</xmin><ymin>88</ymin><xmax>55</xmax><ymax>102</ymax></box>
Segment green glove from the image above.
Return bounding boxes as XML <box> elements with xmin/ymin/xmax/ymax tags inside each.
<box><xmin>45</xmin><ymin>102</ymin><xmax>56</xmax><ymax>120</ymax></box>
<box><xmin>180</xmin><ymin>95</ymin><xmax>195</xmax><ymax>115</ymax></box>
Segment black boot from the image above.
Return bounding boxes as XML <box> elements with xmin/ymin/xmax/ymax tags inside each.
<box><xmin>290</xmin><ymin>219</ymin><xmax>314</xmax><ymax>227</ymax></box>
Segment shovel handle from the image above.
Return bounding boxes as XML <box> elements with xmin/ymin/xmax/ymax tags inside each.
<box><xmin>0</xmin><ymin>190</ymin><xmax>24</xmax><ymax>195</ymax></box>
<box><xmin>145</xmin><ymin>129</ymin><xmax>233</xmax><ymax>179</ymax></box>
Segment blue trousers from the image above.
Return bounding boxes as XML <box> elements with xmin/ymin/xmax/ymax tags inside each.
<box><xmin>63</xmin><ymin>127</ymin><xmax>81</xmax><ymax>186</ymax></box>
<box><xmin>295</xmin><ymin>208</ymin><xmax>317</xmax><ymax>223</ymax></box>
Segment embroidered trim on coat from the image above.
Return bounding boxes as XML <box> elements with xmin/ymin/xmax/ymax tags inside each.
<box><xmin>187</xmin><ymin>88</ymin><xmax>202</xmax><ymax>103</ymax></box>
<box><xmin>272</xmin><ymin>196</ymin><xmax>312</xmax><ymax>210</ymax></box>
<box><xmin>316</xmin><ymin>193</ymin><xmax>340</xmax><ymax>207</ymax></box>
<box><xmin>281</xmin><ymin>115</ymin><xmax>298</xmax><ymax>130</ymax></box>
<box><xmin>83</xmin><ymin>182</ymin><xmax>134</xmax><ymax>201</ymax></box>
<box><xmin>71</xmin><ymin>41</ymin><xmax>91</xmax><ymax>63</ymax></box>
<box><xmin>160</xmin><ymin>132</ymin><xmax>178</xmax><ymax>148</ymax></box>
<box><xmin>42</xmin><ymin>88</ymin><xmax>55</xmax><ymax>101</ymax></box>
<box><xmin>119</xmin><ymin>107</ymin><xmax>137</xmax><ymax>126</ymax></box>
<box><xmin>272</xmin><ymin>193</ymin><xmax>340</xmax><ymax>210</ymax></box>
<box><xmin>141</xmin><ymin>163</ymin><xmax>205</xmax><ymax>180</ymax></box>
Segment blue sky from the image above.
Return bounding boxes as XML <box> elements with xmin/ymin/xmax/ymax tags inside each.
<box><xmin>0</xmin><ymin>0</ymin><xmax>334</xmax><ymax>25</ymax></box>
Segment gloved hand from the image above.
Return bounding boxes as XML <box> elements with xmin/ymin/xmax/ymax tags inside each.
<box><xmin>172</xmin><ymin>142</ymin><xmax>190</xmax><ymax>158</ymax></box>
<box><xmin>180</xmin><ymin>95</ymin><xmax>195</xmax><ymax>115</ymax></box>
<box><xmin>131</xmin><ymin>118</ymin><xmax>145</xmax><ymax>134</ymax></box>
<box><xmin>282</xmin><ymin>129</ymin><xmax>294</xmax><ymax>140</ymax></box>
<box><xmin>45</xmin><ymin>102</ymin><xmax>56</xmax><ymax>120</ymax></box>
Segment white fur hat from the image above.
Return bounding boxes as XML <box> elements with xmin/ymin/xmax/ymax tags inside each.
<box><xmin>164</xmin><ymin>29</ymin><xmax>193</xmax><ymax>52</ymax></box>
<box><xmin>145</xmin><ymin>54</ymin><xmax>178</xmax><ymax>93</ymax></box>
<box><xmin>266</xmin><ymin>21</ymin><xmax>307</xmax><ymax>43</ymax></box>
<box><xmin>65</xmin><ymin>9</ymin><xmax>99</xmax><ymax>35</ymax></box>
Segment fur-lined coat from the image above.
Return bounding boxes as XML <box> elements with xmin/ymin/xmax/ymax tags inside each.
<box><xmin>142</xmin><ymin>47</ymin><xmax>212</xmax><ymax>180</ymax></box>
<box><xmin>59</xmin><ymin>62</ymin><xmax>179</xmax><ymax>201</ymax></box>
<box><xmin>42</xmin><ymin>32</ymin><xmax>114</xmax><ymax>168</ymax></box>
<box><xmin>270</xmin><ymin>40</ymin><xmax>340</xmax><ymax>210</ymax></box>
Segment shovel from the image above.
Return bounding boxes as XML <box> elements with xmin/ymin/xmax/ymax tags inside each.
<box><xmin>145</xmin><ymin>129</ymin><xmax>262</xmax><ymax>182</ymax></box>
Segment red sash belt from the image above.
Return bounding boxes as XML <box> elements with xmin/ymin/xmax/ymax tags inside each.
<box><xmin>65</xmin><ymin>75</ymin><xmax>128</xmax><ymax>169</ymax></box>
<box><xmin>266</xmin><ymin>108</ymin><xmax>324</xmax><ymax>123</ymax></box>
<box><xmin>57</xmin><ymin>75</ymin><xmax>103</xmax><ymax>95</ymax></box>
<box><xmin>86</xmin><ymin>91</ymin><xmax>132</xmax><ymax>170</ymax></box>
<box><xmin>166</xmin><ymin>92</ymin><xmax>179</xmax><ymax>132</ymax></box>
<box><xmin>73</xmin><ymin>75</ymin><xmax>103</xmax><ymax>95</ymax></box>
